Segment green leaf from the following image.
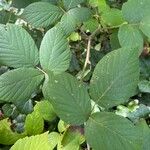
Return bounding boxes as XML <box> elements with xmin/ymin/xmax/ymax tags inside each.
<box><xmin>140</xmin><ymin>56</ymin><xmax>150</xmax><ymax>79</ymax></box>
<box><xmin>110</xmin><ymin>29</ymin><xmax>121</xmax><ymax>50</ymax></box>
<box><xmin>101</xmin><ymin>8</ymin><xmax>125</xmax><ymax>27</ymax></box>
<box><xmin>0</xmin><ymin>68</ymin><xmax>44</xmax><ymax>102</ymax></box>
<box><xmin>40</xmin><ymin>26</ymin><xmax>71</xmax><ymax>74</ymax></box>
<box><xmin>59</xmin><ymin>7</ymin><xmax>91</xmax><ymax>36</ymax></box>
<box><xmin>90</xmin><ymin>47</ymin><xmax>139</xmax><ymax>109</ymax></box>
<box><xmin>0</xmin><ymin>119</ymin><xmax>25</xmax><ymax>145</ymax></box>
<box><xmin>58</xmin><ymin>120</ymin><xmax>68</xmax><ymax>133</ymax></box>
<box><xmin>41</xmin><ymin>0</ymin><xmax>59</xmax><ymax>5</ymax></box>
<box><xmin>25</xmin><ymin>111</ymin><xmax>44</xmax><ymax>136</ymax></box>
<box><xmin>34</xmin><ymin>100</ymin><xmax>56</xmax><ymax>121</ymax></box>
<box><xmin>118</xmin><ymin>24</ymin><xmax>143</xmax><ymax>53</ymax></box>
<box><xmin>58</xmin><ymin>127</ymin><xmax>85</xmax><ymax>150</ymax></box>
<box><xmin>12</xmin><ymin>0</ymin><xmax>39</xmax><ymax>8</ymax></box>
<box><xmin>63</xmin><ymin>0</ymin><xmax>85</xmax><ymax>10</ymax></box>
<box><xmin>69</xmin><ymin>32</ymin><xmax>81</xmax><ymax>41</ymax></box>
<box><xmin>0</xmin><ymin>10</ymin><xmax>11</xmax><ymax>24</ymax></box>
<box><xmin>85</xmin><ymin>112</ymin><xmax>141</xmax><ymax>150</ymax></box>
<box><xmin>43</xmin><ymin>72</ymin><xmax>91</xmax><ymax>125</ymax></box>
<box><xmin>137</xmin><ymin>120</ymin><xmax>150</xmax><ymax>150</ymax></box>
<box><xmin>10</xmin><ymin>132</ymin><xmax>50</xmax><ymax>150</ymax></box>
<box><xmin>97</xmin><ymin>0</ymin><xmax>110</xmax><ymax>13</ymax></box>
<box><xmin>139</xmin><ymin>16</ymin><xmax>150</xmax><ymax>39</ymax></box>
<box><xmin>127</xmin><ymin>104</ymin><xmax>150</xmax><ymax>123</ymax></box>
<box><xmin>122</xmin><ymin>0</ymin><xmax>150</xmax><ymax>23</ymax></box>
<box><xmin>138</xmin><ymin>80</ymin><xmax>150</xmax><ymax>93</ymax></box>
<box><xmin>88</xmin><ymin>0</ymin><xmax>99</xmax><ymax>7</ymax></box>
<box><xmin>14</xmin><ymin>99</ymin><xmax>33</xmax><ymax>115</ymax></box>
<box><xmin>0</xmin><ymin>24</ymin><xmax>39</xmax><ymax>68</ymax></box>
<box><xmin>22</xmin><ymin>2</ymin><xmax>63</xmax><ymax>28</ymax></box>
<box><xmin>88</xmin><ymin>0</ymin><xmax>109</xmax><ymax>13</ymax></box>
<box><xmin>2</xmin><ymin>104</ymin><xmax>14</xmax><ymax>117</ymax></box>
<box><xmin>83</xmin><ymin>18</ymin><xmax>99</xmax><ymax>33</ymax></box>
<box><xmin>48</xmin><ymin>132</ymin><xmax>61</xmax><ymax>149</ymax></box>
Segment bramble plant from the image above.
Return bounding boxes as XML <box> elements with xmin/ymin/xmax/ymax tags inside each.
<box><xmin>0</xmin><ymin>0</ymin><xmax>150</xmax><ymax>150</ymax></box>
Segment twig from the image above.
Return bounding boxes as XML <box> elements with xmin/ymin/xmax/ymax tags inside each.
<box><xmin>82</xmin><ymin>27</ymin><xmax>101</xmax><ymax>75</ymax></box>
<box><xmin>36</xmin><ymin>66</ymin><xmax>46</xmax><ymax>75</ymax></box>
<box><xmin>87</xmin><ymin>143</ymin><xmax>90</xmax><ymax>150</ymax></box>
<box><xmin>83</xmin><ymin>36</ymin><xmax>92</xmax><ymax>72</ymax></box>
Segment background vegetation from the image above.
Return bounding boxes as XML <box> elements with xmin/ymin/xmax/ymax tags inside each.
<box><xmin>0</xmin><ymin>0</ymin><xmax>150</xmax><ymax>150</ymax></box>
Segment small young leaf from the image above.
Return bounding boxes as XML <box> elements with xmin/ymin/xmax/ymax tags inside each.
<box><xmin>98</xmin><ymin>0</ymin><xmax>110</xmax><ymax>13</ymax></box>
<box><xmin>85</xmin><ymin>112</ymin><xmax>141</xmax><ymax>150</ymax></box>
<box><xmin>10</xmin><ymin>132</ymin><xmax>50</xmax><ymax>150</ymax></box>
<box><xmin>0</xmin><ymin>68</ymin><xmax>44</xmax><ymax>103</ymax></box>
<box><xmin>58</xmin><ymin>120</ymin><xmax>68</xmax><ymax>133</ymax></box>
<box><xmin>63</xmin><ymin>0</ymin><xmax>85</xmax><ymax>10</ymax></box>
<box><xmin>83</xmin><ymin>18</ymin><xmax>99</xmax><ymax>33</ymax></box>
<box><xmin>34</xmin><ymin>100</ymin><xmax>56</xmax><ymax>121</ymax></box>
<box><xmin>2</xmin><ymin>104</ymin><xmax>14</xmax><ymax>117</ymax></box>
<box><xmin>0</xmin><ymin>119</ymin><xmax>25</xmax><ymax>145</ymax></box>
<box><xmin>69</xmin><ymin>32</ymin><xmax>81</xmax><ymax>42</ymax></box>
<box><xmin>43</xmin><ymin>72</ymin><xmax>91</xmax><ymax>125</ymax></box>
<box><xmin>25</xmin><ymin>111</ymin><xmax>44</xmax><ymax>136</ymax></box>
<box><xmin>88</xmin><ymin>0</ymin><xmax>109</xmax><ymax>13</ymax></box>
<box><xmin>59</xmin><ymin>7</ymin><xmax>91</xmax><ymax>36</ymax></box>
<box><xmin>90</xmin><ymin>47</ymin><xmax>139</xmax><ymax>109</ymax></box>
<box><xmin>127</xmin><ymin>104</ymin><xmax>150</xmax><ymax>123</ymax></box>
<box><xmin>22</xmin><ymin>2</ymin><xmax>63</xmax><ymax>28</ymax></box>
<box><xmin>118</xmin><ymin>24</ymin><xmax>143</xmax><ymax>53</ymax></box>
<box><xmin>40</xmin><ymin>26</ymin><xmax>71</xmax><ymax>74</ymax></box>
<box><xmin>88</xmin><ymin>0</ymin><xmax>99</xmax><ymax>7</ymax></box>
<box><xmin>0</xmin><ymin>24</ymin><xmax>39</xmax><ymax>68</ymax></box>
<box><xmin>58</xmin><ymin>127</ymin><xmax>85</xmax><ymax>150</ymax></box>
<box><xmin>101</xmin><ymin>8</ymin><xmax>125</xmax><ymax>27</ymax></box>
<box><xmin>138</xmin><ymin>80</ymin><xmax>150</xmax><ymax>93</ymax></box>
<box><xmin>48</xmin><ymin>132</ymin><xmax>61</xmax><ymax>149</ymax></box>
<box><xmin>14</xmin><ymin>99</ymin><xmax>33</xmax><ymax>115</ymax></box>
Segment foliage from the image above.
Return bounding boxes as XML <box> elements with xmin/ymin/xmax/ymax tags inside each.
<box><xmin>0</xmin><ymin>0</ymin><xmax>150</xmax><ymax>149</ymax></box>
